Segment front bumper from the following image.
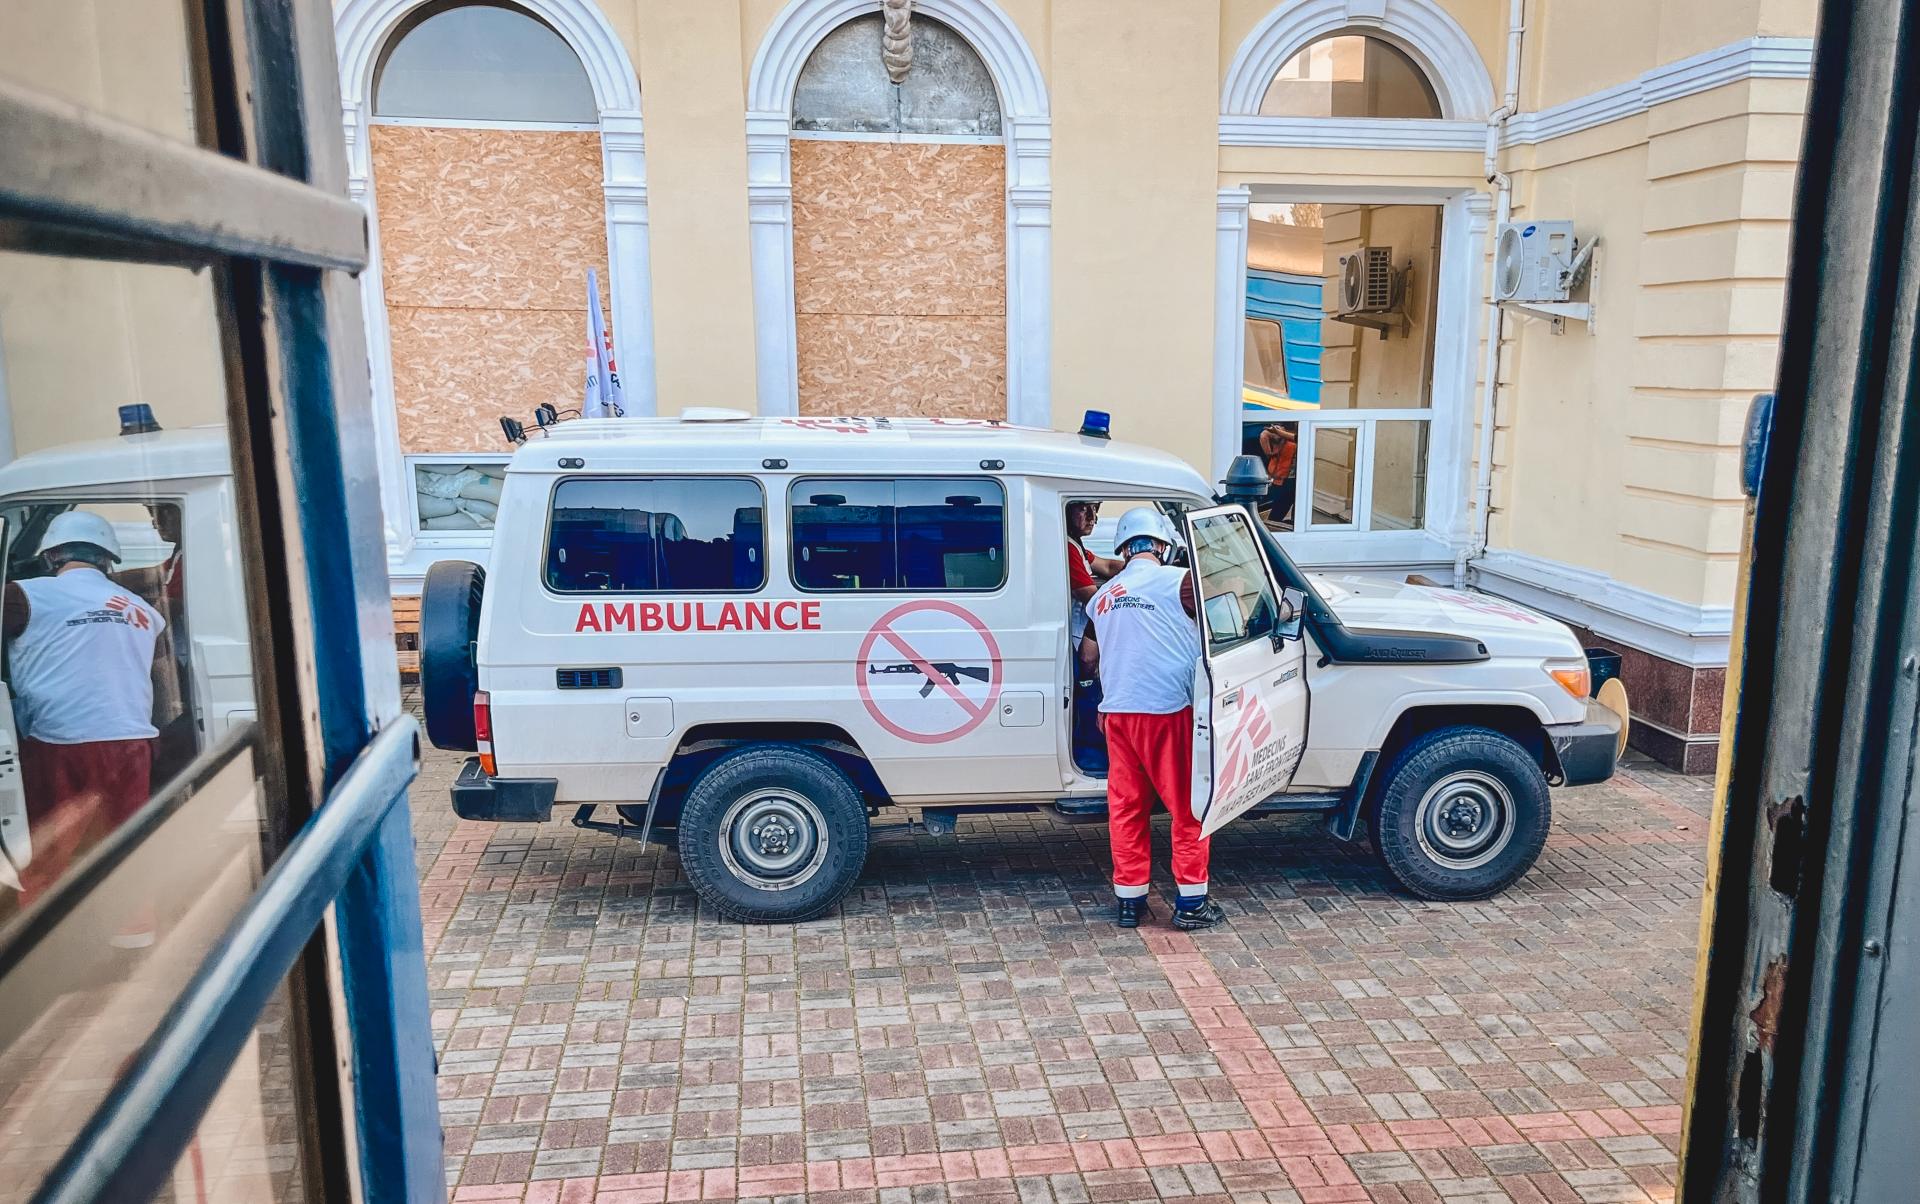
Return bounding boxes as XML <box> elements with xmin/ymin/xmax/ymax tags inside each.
<box><xmin>1547</xmin><ymin>700</ymin><xmax>1622</xmax><ymax>786</ymax></box>
<box><xmin>451</xmin><ymin>756</ymin><xmax>559</xmax><ymax>822</ymax></box>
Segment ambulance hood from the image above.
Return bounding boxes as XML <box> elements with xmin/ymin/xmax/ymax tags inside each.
<box><xmin>1306</xmin><ymin>574</ymin><xmax>1586</xmax><ymax>660</ymax></box>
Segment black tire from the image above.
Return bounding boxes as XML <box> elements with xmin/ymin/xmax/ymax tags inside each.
<box><xmin>1372</xmin><ymin>726</ymin><xmax>1550</xmax><ymax>901</ymax></box>
<box><xmin>676</xmin><ymin>745</ymin><xmax>869</xmax><ymax>923</ymax></box>
<box><xmin>420</xmin><ymin>560</ymin><xmax>486</xmax><ymax>750</ymax></box>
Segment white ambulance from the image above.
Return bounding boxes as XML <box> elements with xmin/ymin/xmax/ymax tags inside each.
<box><xmin>422</xmin><ymin>413</ymin><xmax>1621</xmax><ymax>922</ymax></box>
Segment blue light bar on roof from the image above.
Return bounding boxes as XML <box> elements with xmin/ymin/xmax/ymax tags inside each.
<box><xmin>1078</xmin><ymin>409</ymin><xmax>1111</xmax><ymax>439</ymax></box>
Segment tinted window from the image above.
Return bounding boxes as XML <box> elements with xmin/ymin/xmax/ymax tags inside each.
<box><xmin>546</xmin><ymin>478</ymin><xmax>765</xmax><ymax>592</ymax></box>
<box><xmin>791</xmin><ymin>478</ymin><xmax>1005</xmax><ymax>591</ymax></box>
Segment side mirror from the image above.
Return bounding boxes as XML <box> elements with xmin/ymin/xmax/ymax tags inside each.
<box><xmin>1273</xmin><ymin>587</ymin><xmax>1306</xmax><ymax>644</ymax></box>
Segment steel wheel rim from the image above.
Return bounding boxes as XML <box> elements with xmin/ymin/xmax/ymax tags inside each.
<box><xmin>717</xmin><ymin>789</ymin><xmax>829</xmax><ymax>891</ymax></box>
<box><xmin>1414</xmin><ymin>771</ymin><xmax>1516</xmax><ymax>871</ymax></box>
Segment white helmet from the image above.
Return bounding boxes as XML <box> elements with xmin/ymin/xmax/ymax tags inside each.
<box><xmin>38</xmin><ymin>510</ymin><xmax>122</xmax><ymax>563</ymax></box>
<box><xmin>1113</xmin><ymin>507</ymin><xmax>1176</xmax><ymax>558</ymax></box>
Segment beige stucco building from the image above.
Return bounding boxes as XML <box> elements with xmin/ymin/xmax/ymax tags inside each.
<box><xmin>0</xmin><ymin>0</ymin><xmax>1815</xmax><ymax>770</ymax></box>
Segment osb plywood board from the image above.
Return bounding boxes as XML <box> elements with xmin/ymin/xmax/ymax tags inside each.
<box><xmin>388</xmin><ymin>306</ymin><xmax>583</xmax><ymax>453</ymax></box>
<box><xmin>371</xmin><ymin>124</ymin><xmax>607</xmax><ymax>311</ymax></box>
<box><xmin>790</xmin><ymin>139</ymin><xmax>1005</xmax><ymax>319</ymax></box>
<box><xmin>795</xmin><ymin>313</ymin><xmax>1005</xmax><ymax>419</ymax></box>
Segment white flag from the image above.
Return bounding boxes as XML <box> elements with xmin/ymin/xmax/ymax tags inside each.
<box><xmin>584</xmin><ymin>269</ymin><xmax>626</xmax><ymax>418</ymax></box>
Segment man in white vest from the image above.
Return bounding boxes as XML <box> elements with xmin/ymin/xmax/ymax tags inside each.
<box><xmin>4</xmin><ymin>511</ymin><xmax>165</xmax><ymax>907</ymax></box>
<box><xmin>1079</xmin><ymin>508</ymin><xmax>1224</xmax><ymax>931</ymax></box>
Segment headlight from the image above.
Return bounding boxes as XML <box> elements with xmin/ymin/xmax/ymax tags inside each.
<box><xmin>1546</xmin><ymin>658</ymin><xmax>1591</xmax><ymax>700</ymax></box>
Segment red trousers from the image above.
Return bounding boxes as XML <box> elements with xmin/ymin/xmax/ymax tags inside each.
<box><xmin>1104</xmin><ymin>708</ymin><xmax>1209</xmax><ymax>898</ymax></box>
<box><xmin>17</xmin><ymin>737</ymin><xmax>153</xmax><ymax>905</ymax></box>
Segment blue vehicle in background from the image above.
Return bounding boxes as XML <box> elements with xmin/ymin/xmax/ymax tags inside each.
<box><xmin>1244</xmin><ymin>267</ymin><xmax>1324</xmax><ymax>414</ymax></box>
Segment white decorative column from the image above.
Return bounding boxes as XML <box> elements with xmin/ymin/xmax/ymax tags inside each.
<box><xmin>1211</xmin><ymin>187</ymin><xmax>1252</xmax><ymax>481</ymax></box>
<box><xmin>746</xmin><ymin>111</ymin><xmax>800</xmax><ymax>416</ymax></box>
<box><xmin>600</xmin><ymin>111</ymin><xmax>656</xmax><ymax>415</ymax></box>
<box><xmin>341</xmin><ymin>101</ymin><xmax>414</xmax><ymax>566</ymax></box>
<box><xmin>1005</xmin><ymin>115</ymin><xmax>1052</xmax><ymax>429</ymax></box>
<box><xmin>1431</xmin><ymin>189</ymin><xmax>1493</xmax><ymax>555</ymax></box>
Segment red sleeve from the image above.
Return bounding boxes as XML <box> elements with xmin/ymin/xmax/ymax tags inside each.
<box><xmin>1068</xmin><ymin>542</ymin><xmax>1094</xmax><ymax>591</ymax></box>
<box><xmin>2</xmin><ymin>582</ymin><xmax>25</xmax><ymax>641</ymax></box>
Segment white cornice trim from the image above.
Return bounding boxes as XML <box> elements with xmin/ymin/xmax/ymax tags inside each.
<box><xmin>1219</xmin><ymin>115</ymin><xmax>1486</xmax><ymax>150</ymax></box>
<box><xmin>1504</xmin><ymin>36</ymin><xmax>1814</xmax><ymax>146</ymax></box>
<box><xmin>1471</xmin><ymin>549</ymin><xmax>1733</xmax><ymax>667</ymax></box>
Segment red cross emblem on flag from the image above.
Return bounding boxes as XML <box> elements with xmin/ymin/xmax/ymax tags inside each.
<box><xmin>105</xmin><ymin>595</ymin><xmax>151</xmax><ymax>630</ymax></box>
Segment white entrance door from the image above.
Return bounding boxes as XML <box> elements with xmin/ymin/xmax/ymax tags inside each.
<box><xmin>1182</xmin><ymin>505</ymin><xmax>1308</xmax><ymax>837</ymax></box>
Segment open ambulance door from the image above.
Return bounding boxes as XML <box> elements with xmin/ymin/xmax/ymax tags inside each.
<box><xmin>1182</xmin><ymin>504</ymin><xmax>1308</xmax><ymax>838</ymax></box>
<box><xmin>0</xmin><ymin>514</ymin><xmax>26</xmax><ymax>891</ymax></box>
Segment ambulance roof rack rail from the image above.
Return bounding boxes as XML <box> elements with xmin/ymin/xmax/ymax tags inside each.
<box><xmin>119</xmin><ymin>403</ymin><xmax>161</xmax><ymax>436</ymax></box>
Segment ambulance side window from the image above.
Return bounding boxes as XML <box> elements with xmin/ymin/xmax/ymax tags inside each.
<box><xmin>790</xmin><ymin>478</ymin><xmax>1006</xmax><ymax>591</ymax></box>
<box><xmin>545</xmin><ymin>477</ymin><xmax>766</xmax><ymax>593</ymax></box>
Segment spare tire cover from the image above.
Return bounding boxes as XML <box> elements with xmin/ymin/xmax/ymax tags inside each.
<box><xmin>420</xmin><ymin>559</ymin><xmax>486</xmax><ymax>751</ymax></box>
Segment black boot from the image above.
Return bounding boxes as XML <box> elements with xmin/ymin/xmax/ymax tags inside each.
<box><xmin>1115</xmin><ymin>896</ymin><xmax>1149</xmax><ymax>928</ymax></box>
<box><xmin>1171</xmin><ymin>898</ymin><xmax>1226</xmax><ymax>931</ymax></box>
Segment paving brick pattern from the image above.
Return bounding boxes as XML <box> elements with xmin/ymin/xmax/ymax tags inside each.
<box><xmin>408</xmin><ymin>741</ymin><xmax>1709</xmax><ymax>1204</ymax></box>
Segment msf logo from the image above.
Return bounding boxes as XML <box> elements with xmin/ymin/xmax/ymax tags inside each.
<box><xmin>104</xmin><ymin>595</ymin><xmax>151</xmax><ymax>630</ymax></box>
<box><xmin>1093</xmin><ymin>583</ymin><xmax>1128</xmax><ymax>617</ymax></box>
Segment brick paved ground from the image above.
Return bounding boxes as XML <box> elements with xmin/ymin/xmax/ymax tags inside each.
<box><xmin>407</xmin><ymin>737</ymin><xmax>1711</xmax><ymax>1204</ymax></box>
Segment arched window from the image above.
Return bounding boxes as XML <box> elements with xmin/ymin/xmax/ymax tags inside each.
<box><xmin>793</xmin><ymin>13</ymin><xmax>1001</xmax><ymax>136</ymax></box>
<box><xmin>1259</xmin><ymin>34</ymin><xmax>1440</xmax><ymax>120</ymax></box>
<box><xmin>374</xmin><ymin>2</ymin><xmax>596</xmax><ymax>124</ymax></box>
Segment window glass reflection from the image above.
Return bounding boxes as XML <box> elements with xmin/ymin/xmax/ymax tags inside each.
<box><xmin>0</xmin><ymin>2</ymin><xmax>202</xmax><ymax>147</ymax></box>
<box><xmin>1259</xmin><ymin>34</ymin><xmax>1442</xmax><ymax>119</ymax></box>
<box><xmin>0</xmin><ymin>251</ymin><xmax>286</xmax><ymax>1199</ymax></box>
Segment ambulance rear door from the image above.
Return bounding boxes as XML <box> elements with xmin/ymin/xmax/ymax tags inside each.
<box><xmin>1182</xmin><ymin>504</ymin><xmax>1307</xmax><ymax>838</ymax></box>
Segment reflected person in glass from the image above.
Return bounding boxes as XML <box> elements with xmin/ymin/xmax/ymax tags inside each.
<box><xmin>3</xmin><ymin>512</ymin><xmax>166</xmax><ymax>923</ymax></box>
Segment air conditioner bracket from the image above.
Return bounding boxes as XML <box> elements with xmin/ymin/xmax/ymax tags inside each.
<box><xmin>1331</xmin><ymin>310</ymin><xmax>1410</xmax><ymax>340</ymax></box>
<box><xmin>1501</xmin><ymin>299</ymin><xmax>1595</xmax><ymax>334</ymax></box>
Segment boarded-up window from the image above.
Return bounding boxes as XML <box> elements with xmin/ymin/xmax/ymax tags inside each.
<box><xmin>788</xmin><ymin>15</ymin><xmax>1008</xmax><ymax>419</ymax></box>
<box><xmin>368</xmin><ymin>3</ymin><xmax>610</xmax><ymax>462</ymax></box>
<box><xmin>371</xmin><ymin>125</ymin><xmax>608</xmax><ymax>454</ymax></box>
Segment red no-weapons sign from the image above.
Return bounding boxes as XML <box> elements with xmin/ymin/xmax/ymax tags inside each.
<box><xmin>855</xmin><ymin>600</ymin><xmax>1003</xmax><ymax>744</ymax></box>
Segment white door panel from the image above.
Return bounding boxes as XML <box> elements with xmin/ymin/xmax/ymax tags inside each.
<box><xmin>1183</xmin><ymin>505</ymin><xmax>1307</xmax><ymax>838</ymax></box>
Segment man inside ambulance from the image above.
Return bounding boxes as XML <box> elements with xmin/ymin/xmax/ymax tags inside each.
<box><xmin>1066</xmin><ymin>501</ymin><xmax>1120</xmax><ymax>770</ymax></box>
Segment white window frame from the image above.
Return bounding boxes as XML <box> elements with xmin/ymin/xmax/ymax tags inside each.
<box><xmin>406</xmin><ymin>452</ymin><xmax>511</xmax><ymax>550</ymax></box>
<box><xmin>1215</xmin><ymin>184</ymin><xmax>1491</xmax><ymax>568</ymax></box>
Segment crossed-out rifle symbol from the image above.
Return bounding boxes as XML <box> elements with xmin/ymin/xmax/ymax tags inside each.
<box><xmin>867</xmin><ymin>661</ymin><xmax>992</xmax><ymax>698</ymax></box>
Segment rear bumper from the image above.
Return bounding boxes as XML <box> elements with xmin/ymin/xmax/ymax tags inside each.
<box><xmin>1547</xmin><ymin>700</ymin><xmax>1622</xmax><ymax>787</ymax></box>
<box><xmin>451</xmin><ymin>756</ymin><xmax>558</xmax><ymax>822</ymax></box>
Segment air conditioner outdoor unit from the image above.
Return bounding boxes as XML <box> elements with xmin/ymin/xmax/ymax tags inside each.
<box><xmin>1338</xmin><ymin>245</ymin><xmax>1404</xmax><ymax>314</ymax></box>
<box><xmin>1495</xmin><ymin>220</ymin><xmax>1580</xmax><ymax>303</ymax></box>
